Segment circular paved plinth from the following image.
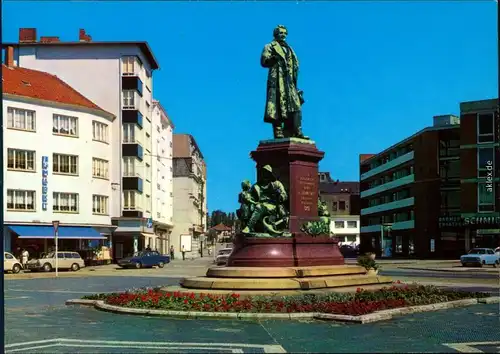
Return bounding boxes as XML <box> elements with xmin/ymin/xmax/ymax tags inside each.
<box><xmin>206</xmin><ymin>265</ymin><xmax>366</xmax><ymax>278</ymax></box>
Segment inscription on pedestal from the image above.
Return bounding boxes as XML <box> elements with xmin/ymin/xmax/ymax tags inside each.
<box><xmin>299</xmin><ymin>176</ymin><xmax>315</xmax><ymax>212</ymax></box>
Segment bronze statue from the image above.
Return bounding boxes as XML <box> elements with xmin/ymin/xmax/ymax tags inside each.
<box><xmin>301</xmin><ymin>198</ymin><xmax>331</xmax><ymax>236</ymax></box>
<box><xmin>239</xmin><ymin>165</ymin><xmax>289</xmax><ymax>236</ymax></box>
<box><xmin>261</xmin><ymin>25</ymin><xmax>308</xmax><ymax>140</ymax></box>
<box><xmin>236</xmin><ymin>180</ymin><xmax>257</xmax><ymax>228</ymax></box>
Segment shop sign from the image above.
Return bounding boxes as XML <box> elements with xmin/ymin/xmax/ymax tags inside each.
<box><xmin>485</xmin><ymin>160</ymin><xmax>493</xmax><ymax>192</ymax></box>
<box><xmin>41</xmin><ymin>156</ymin><xmax>49</xmax><ymax>211</ymax></box>
<box><xmin>463</xmin><ymin>216</ymin><xmax>500</xmax><ymax>226</ymax></box>
<box><xmin>438</xmin><ymin>216</ymin><xmax>462</xmax><ymax>227</ymax></box>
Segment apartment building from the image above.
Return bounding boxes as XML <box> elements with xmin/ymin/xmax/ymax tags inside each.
<box><xmin>151</xmin><ymin>99</ymin><xmax>175</xmax><ymax>254</ymax></box>
<box><xmin>359</xmin><ymin>98</ymin><xmax>499</xmax><ymax>259</ymax></box>
<box><xmin>318</xmin><ymin>172</ymin><xmax>360</xmax><ymax>245</ymax></box>
<box><xmin>3</xmin><ymin>28</ymin><xmax>170</xmax><ymax>260</ymax></box>
<box><xmin>171</xmin><ymin>134</ymin><xmax>207</xmax><ymax>259</ymax></box>
<box><xmin>457</xmin><ymin>99</ymin><xmax>499</xmax><ymax>250</ymax></box>
<box><xmin>2</xmin><ymin>63</ymin><xmax>115</xmax><ymax>261</ymax></box>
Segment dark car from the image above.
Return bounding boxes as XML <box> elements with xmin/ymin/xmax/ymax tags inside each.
<box><xmin>339</xmin><ymin>244</ymin><xmax>359</xmax><ymax>258</ymax></box>
<box><xmin>117</xmin><ymin>251</ymin><xmax>170</xmax><ymax>269</ymax></box>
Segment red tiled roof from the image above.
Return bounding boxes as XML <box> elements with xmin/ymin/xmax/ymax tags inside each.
<box><xmin>2</xmin><ymin>64</ymin><xmax>111</xmax><ymax>115</ymax></box>
<box><xmin>211</xmin><ymin>223</ymin><xmax>232</xmax><ymax>232</ymax></box>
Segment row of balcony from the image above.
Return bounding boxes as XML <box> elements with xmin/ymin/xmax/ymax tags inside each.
<box><xmin>361</xmin><ymin>151</ymin><xmax>414</xmax><ymax>181</ymax></box>
<box><xmin>361</xmin><ymin>174</ymin><xmax>415</xmax><ymax>198</ymax></box>
<box><xmin>360</xmin><ymin>220</ymin><xmax>415</xmax><ymax>233</ymax></box>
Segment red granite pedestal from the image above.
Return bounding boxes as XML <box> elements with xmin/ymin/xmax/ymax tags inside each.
<box><xmin>227</xmin><ymin>138</ymin><xmax>344</xmax><ymax>267</ymax></box>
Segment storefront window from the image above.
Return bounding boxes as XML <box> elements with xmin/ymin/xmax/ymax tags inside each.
<box><xmin>408</xmin><ymin>236</ymin><xmax>415</xmax><ymax>255</ymax></box>
<box><xmin>395</xmin><ymin>235</ymin><xmax>403</xmax><ymax>253</ymax></box>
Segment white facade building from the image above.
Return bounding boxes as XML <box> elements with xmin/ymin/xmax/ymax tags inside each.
<box><xmin>2</xmin><ymin>63</ymin><xmax>115</xmax><ymax>257</ymax></box>
<box><xmin>151</xmin><ymin>100</ymin><xmax>175</xmax><ymax>252</ymax></box>
<box><xmin>4</xmin><ymin>28</ymin><xmax>173</xmax><ymax>259</ymax></box>
<box><xmin>171</xmin><ymin>134</ymin><xmax>207</xmax><ymax>259</ymax></box>
<box><xmin>330</xmin><ymin>216</ymin><xmax>361</xmax><ymax>246</ymax></box>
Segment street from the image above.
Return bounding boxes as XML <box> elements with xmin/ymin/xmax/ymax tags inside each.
<box><xmin>4</xmin><ymin>259</ymin><xmax>500</xmax><ymax>353</ymax></box>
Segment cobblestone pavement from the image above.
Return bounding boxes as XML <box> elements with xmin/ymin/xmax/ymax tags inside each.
<box><xmin>5</xmin><ymin>276</ymin><xmax>500</xmax><ymax>353</ymax></box>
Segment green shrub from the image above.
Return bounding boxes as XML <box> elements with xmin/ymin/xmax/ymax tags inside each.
<box><xmin>357</xmin><ymin>255</ymin><xmax>379</xmax><ymax>270</ymax></box>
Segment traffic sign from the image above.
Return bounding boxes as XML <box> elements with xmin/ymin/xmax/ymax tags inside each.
<box><xmin>52</xmin><ymin>220</ymin><xmax>60</xmax><ymax>234</ymax></box>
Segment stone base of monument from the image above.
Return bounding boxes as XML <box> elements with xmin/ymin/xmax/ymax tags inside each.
<box><xmin>227</xmin><ymin>233</ymin><xmax>344</xmax><ymax>267</ymax></box>
<box><xmin>178</xmin><ymin>265</ymin><xmax>392</xmax><ymax>295</ymax></box>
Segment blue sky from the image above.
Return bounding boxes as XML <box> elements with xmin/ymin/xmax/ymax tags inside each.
<box><xmin>3</xmin><ymin>1</ymin><xmax>497</xmax><ymax>213</ymax></box>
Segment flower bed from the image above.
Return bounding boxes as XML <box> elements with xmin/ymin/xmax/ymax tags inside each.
<box><xmin>81</xmin><ymin>284</ymin><xmax>490</xmax><ymax>316</ymax></box>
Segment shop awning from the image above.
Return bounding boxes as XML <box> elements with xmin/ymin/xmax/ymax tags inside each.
<box><xmin>8</xmin><ymin>225</ymin><xmax>107</xmax><ymax>240</ymax></box>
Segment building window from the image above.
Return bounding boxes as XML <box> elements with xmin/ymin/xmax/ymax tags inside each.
<box><xmin>92</xmin><ymin>195</ymin><xmax>108</xmax><ymax>215</ymax></box>
<box><xmin>477</xmin><ymin>113</ymin><xmax>494</xmax><ymax>143</ymax></box>
<box><xmin>123</xmin><ymin>124</ymin><xmax>136</xmax><ymax>143</ymax></box>
<box><xmin>332</xmin><ymin>201</ymin><xmax>338</xmax><ymax>211</ymax></box>
<box><xmin>53</xmin><ymin>154</ymin><xmax>78</xmax><ymax>175</ymax></box>
<box><xmin>122</xmin><ymin>90</ymin><xmax>135</xmax><ymax>109</ymax></box>
<box><xmin>346</xmin><ymin>221</ymin><xmax>357</xmax><ymax>228</ymax></box>
<box><xmin>439</xmin><ymin>160</ymin><xmax>460</xmax><ymax>179</ymax></box>
<box><xmin>7</xmin><ymin>107</ymin><xmax>36</xmax><ymax>131</ymax></box>
<box><xmin>477</xmin><ymin>148</ymin><xmax>494</xmax><ymax>177</ymax></box>
<box><xmin>92</xmin><ymin>158</ymin><xmax>109</xmax><ymax>179</ymax></box>
<box><xmin>122</xmin><ymin>56</ymin><xmax>137</xmax><ymax>75</ymax></box>
<box><xmin>338</xmin><ymin>201</ymin><xmax>346</xmax><ymax>210</ymax></box>
<box><xmin>123</xmin><ymin>157</ymin><xmax>137</xmax><ymax>177</ymax></box>
<box><xmin>334</xmin><ymin>221</ymin><xmax>345</xmax><ymax>229</ymax></box>
<box><xmin>478</xmin><ymin>182</ymin><xmax>495</xmax><ymax>212</ymax></box>
<box><xmin>92</xmin><ymin>121</ymin><xmax>108</xmax><ymax>143</ymax></box>
<box><xmin>7</xmin><ymin>189</ymin><xmax>35</xmax><ymax>211</ymax></box>
<box><xmin>7</xmin><ymin>149</ymin><xmax>35</xmax><ymax>172</ymax></box>
<box><xmin>53</xmin><ymin>192</ymin><xmax>79</xmax><ymax>213</ymax></box>
<box><xmin>123</xmin><ymin>191</ymin><xmax>138</xmax><ymax>210</ymax></box>
<box><xmin>53</xmin><ymin>114</ymin><xmax>78</xmax><ymax>136</ymax></box>
<box><xmin>145</xmin><ymin>163</ymin><xmax>151</xmax><ymax>181</ymax></box>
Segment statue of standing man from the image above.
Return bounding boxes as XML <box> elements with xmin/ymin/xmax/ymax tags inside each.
<box><xmin>261</xmin><ymin>25</ymin><xmax>308</xmax><ymax>140</ymax></box>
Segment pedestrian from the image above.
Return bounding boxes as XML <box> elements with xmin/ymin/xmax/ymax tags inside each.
<box><xmin>170</xmin><ymin>245</ymin><xmax>175</xmax><ymax>260</ymax></box>
<box><xmin>145</xmin><ymin>245</ymin><xmax>152</xmax><ymax>252</ymax></box>
<box><xmin>182</xmin><ymin>245</ymin><xmax>186</xmax><ymax>261</ymax></box>
<box><xmin>21</xmin><ymin>248</ymin><xmax>29</xmax><ymax>270</ymax></box>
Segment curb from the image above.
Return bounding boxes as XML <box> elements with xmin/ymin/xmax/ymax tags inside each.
<box><xmin>399</xmin><ymin>266</ymin><xmax>499</xmax><ymax>274</ymax></box>
<box><xmin>65</xmin><ymin>296</ymin><xmax>499</xmax><ymax>324</ymax></box>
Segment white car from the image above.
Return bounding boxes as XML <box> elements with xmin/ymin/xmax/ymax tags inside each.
<box><xmin>495</xmin><ymin>247</ymin><xmax>500</xmax><ymax>256</ymax></box>
<box><xmin>26</xmin><ymin>251</ymin><xmax>85</xmax><ymax>272</ymax></box>
<box><xmin>4</xmin><ymin>252</ymin><xmax>23</xmax><ymax>274</ymax></box>
<box><xmin>215</xmin><ymin>248</ymin><xmax>233</xmax><ymax>266</ymax></box>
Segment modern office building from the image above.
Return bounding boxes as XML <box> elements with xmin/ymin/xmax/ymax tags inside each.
<box><xmin>359</xmin><ymin>98</ymin><xmax>499</xmax><ymax>258</ymax></box>
<box><xmin>319</xmin><ymin>172</ymin><xmax>360</xmax><ymax>245</ymax></box>
<box><xmin>3</xmin><ymin>28</ymin><xmax>172</xmax><ymax>260</ymax></box>
<box><xmin>2</xmin><ymin>63</ymin><xmax>115</xmax><ymax>261</ymax></box>
<box><xmin>171</xmin><ymin>134</ymin><xmax>207</xmax><ymax>259</ymax></box>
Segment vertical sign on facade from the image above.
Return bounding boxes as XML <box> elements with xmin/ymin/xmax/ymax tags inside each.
<box><xmin>41</xmin><ymin>156</ymin><xmax>49</xmax><ymax>211</ymax></box>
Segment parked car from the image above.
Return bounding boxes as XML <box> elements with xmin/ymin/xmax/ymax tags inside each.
<box><xmin>495</xmin><ymin>247</ymin><xmax>500</xmax><ymax>256</ymax></box>
<box><xmin>215</xmin><ymin>248</ymin><xmax>233</xmax><ymax>266</ymax></box>
<box><xmin>460</xmin><ymin>248</ymin><xmax>500</xmax><ymax>268</ymax></box>
<box><xmin>117</xmin><ymin>251</ymin><xmax>170</xmax><ymax>269</ymax></box>
<box><xmin>339</xmin><ymin>244</ymin><xmax>359</xmax><ymax>258</ymax></box>
<box><xmin>25</xmin><ymin>251</ymin><xmax>85</xmax><ymax>272</ymax></box>
<box><xmin>4</xmin><ymin>252</ymin><xmax>23</xmax><ymax>274</ymax></box>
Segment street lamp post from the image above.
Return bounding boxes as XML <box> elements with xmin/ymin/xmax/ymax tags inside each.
<box><xmin>53</xmin><ymin>220</ymin><xmax>60</xmax><ymax>277</ymax></box>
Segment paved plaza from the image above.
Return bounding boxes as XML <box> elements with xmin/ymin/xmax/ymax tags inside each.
<box><xmin>5</xmin><ymin>273</ymin><xmax>500</xmax><ymax>353</ymax></box>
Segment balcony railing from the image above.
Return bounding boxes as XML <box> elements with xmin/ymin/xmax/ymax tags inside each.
<box><xmin>360</xmin><ymin>220</ymin><xmax>415</xmax><ymax>233</ymax></box>
<box><xmin>361</xmin><ymin>197</ymin><xmax>415</xmax><ymax>216</ymax></box>
<box><xmin>361</xmin><ymin>174</ymin><xmax>415</xmax><ymax>198</ymax></box>
<box><xmin>361</xmin><ymin>151</ymin><xmax>414</xmax><ymax>181</ymax></box>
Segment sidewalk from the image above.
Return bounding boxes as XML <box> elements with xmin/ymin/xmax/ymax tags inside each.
<box><xmin>399</xmin><ymin>265</ymin><xmax>500</xmax><ymax>274</ymax></box>
<box><xmin>345</xmin><ymin>258</ymin><xmax>459</xmax><ymax>265</ymax></box>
